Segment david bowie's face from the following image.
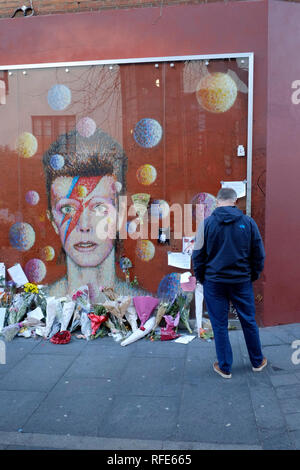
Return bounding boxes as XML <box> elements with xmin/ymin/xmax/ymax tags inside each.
<box><xmin>51</xmin><ymin>175</ymin><xmax>117</xmax><ymax>267</ymax></box>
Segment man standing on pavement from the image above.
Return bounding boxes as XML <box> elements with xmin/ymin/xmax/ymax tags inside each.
<box><xmin>192</xmin><ymin>187</ymin><xmax>267</xmax><ymax>379</ymax></box>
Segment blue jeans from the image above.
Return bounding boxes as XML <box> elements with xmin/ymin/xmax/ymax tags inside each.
<box><xmin>203</xmin><ymin>280</ymin><xmax>263</xmax><ymax>374</ymax></box>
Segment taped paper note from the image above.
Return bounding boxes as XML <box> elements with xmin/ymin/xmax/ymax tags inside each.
<box><xmin>168</xmin><ymin>252</ymin><xmax>191</xmax><ymax>270</ymax></box>
<box><xmin>221</xmin><ymin>181</ymin><xmax>246</xmax><ymax>199</ymax></box>
<box><xmin>174</xmin><ymin>335</ymin><xmax>196</xmax><ymax>344</ymax></box>
<box><xmin>182</xmin><ymin>237</ymin><xmax>195</xmax><ymax>255</ymax></box>
<box><xmin>8</xmin><ymin>264</ymin><xmax>28</xmax><ymax>287</ymax></box>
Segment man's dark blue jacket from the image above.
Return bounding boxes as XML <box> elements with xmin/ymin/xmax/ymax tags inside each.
<box><xmin>192</xmin><ymin>206</ymin><xmax>265</xmax><ymax>284</ymax></box>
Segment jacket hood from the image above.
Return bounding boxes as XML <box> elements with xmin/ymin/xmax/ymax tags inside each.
<box><xmin>212</xmin><ymin>206</ymin><xmax>244</xmax><ymax>225</ymax></box>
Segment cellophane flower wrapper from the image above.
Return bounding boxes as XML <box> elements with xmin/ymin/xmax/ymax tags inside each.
<box><xmin>125</xmin><ymin>303</ymin><xmax>138</xmax><ymax>332</ymax></box>
<box><xmin>160</xmin><ymin>327</ymin><xmax>180</xmax><ymax>341</ymax></box>
<box><xmin>17</xmin><ymin>326</ymin><xmax>32</xmax><ymax>338</ymax></box>
<box><xmin>69</xmin><ymin>305</ymin><xmax>82</xmax><ymax>333</ymax></box>
<box><xmin>8</xmin><ymin>293</ymin><xmax>33</xmax><ymax>325</ymax></box>
<box><xmin>104</xmin><ymin>316</ymin><xmax>120</xmax><ymax>340</ymax></box>
<box><xmin>72</xmin><ymin>286</ymin><xmax>91</xmax><ymax>312</ymax></box>
<box><xmin>152</xmin><ymin>302</ymin><xmax>169</xmax><ymax>331</ymax></box>
<box><xmin>1</xmin><ymin>318</ymin><xmax>43</xmax><ymax>341</ymax></box>
<box><xmin>44</xmin><ymin>297</ymin><xmax>63</xmax><ymax>338</ymax></box>
<box><xmin>60</xmin><ymin>301</ymin><xmax>76</xmax><ymax>332</ymax></box>
<box><xmin>25</xmin><ymin>283</ymin><xmax>48</xmax><ymax>314</ymax></box>
<box><xmin>70</xmin><ymin>286</ymin><xmax>92</xmax><ymax>338</ymax></box>
<box><xmin>89</xmin><ymin>305</ymin><xmax>109</xmax><ymax>338</ymax></box>
<box><xmin>177</xmin><ymin>293</ymin><xmax>193</xmax><ymax>334</ymax></box>
<box><xmin>103</xmin><ymin>297</ymin><xmax>131</xmax><ymax>336</ymax></box>
<box><xmin>118</xmin><ymin>296</ymin><xmax>133</xmax><ymax>331</ymax></box>
<box><xmin>48</xmin><ymin>318</ymin><xmax>61</xmax><ymax>339</ymax></box>
<box><xmin>0</xmin><ymin>323</ymin><xmax>21</xmax><ymax>341</ymax></box>
<box><xmin>101</xmin><ymin>287</ymin><xmax>119</xmax><ymax>301</ymax></box>
<box><xmin>88</xmin><ymin>312</ymin><xmax>108</xmax><ymax>337</ymax></box>
<box><xmin>121</xmin><ymin>316</ymin><xmax>156</xmax><ymax>346</ymax></box>
<box><xmin>164</xmin><ymin>312</ymin><xmax>180</xmax><ymax>329</ymax></box>
<box><xmin>80</xmin><ymin>311</ymin><xmax>92</xmax><ymax>340</ymax></box>
<box><xmin>133</xmin><ymin>296</ymin><xmax>159</xmax><ymax>330</ymax></box>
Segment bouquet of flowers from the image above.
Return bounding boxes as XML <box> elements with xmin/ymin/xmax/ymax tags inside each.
<box><xmin>7</xmin><ymin>282</ymin><xmax>48</xmax><ymax>326</ymax></box>
<box><xmin>124</xmin><ymin>299</ymin><xmax>138</xmax><ymax>332</ymax></box>
<box><xmin>0</xmin><ymin>317</ymin><xmax>44</xmax><ymax>342</ymax></box>
<box><xmin>100</xmin><ymin>287</ymin><xmax>119</xmax><ymax>301</ymax></box>
<box><xmin>7</xmin><ymin>293</ymin><xmax>32</xmax><ymax>325</ymax></box>
<box><xmin>72</xmin><ymin>286</ymin><xmax>90</xmax><ymax>311</ymax></box>
<box><xmin>133</xmin><ymin>296</ymin><xmax>159</xmax><ymax>331</ymax></box>
<box><xmin>152</xmin><ymin>301</ymin><xmax>169</xmax><ymax>331</ymax></box>
<box><xmin>120</xmin><ymin>296</ymin><xmax>159</xmax><ymax>346</ymax></box>
<box><xmin>23</xmin><ymin>283</ymin><xmax>47</xmax><ymax>316</ymax></box>
<box><xmin>88</xmin><ymin>305</ymin><xmax>109</xmax><ymax>339</ymax></box>
<box><xmin>172</xmin><ymin>293</ymin><xmax>193</xmax><ymax>334</ymax></box>
<box><xmin>43</xmin><ymin>297</ymin><xmax>63</xmax><ymax>338</ymax></box>
<box><xmin>149</xmin><ymin>302</ymin><xmax>181</xmax><ymax>342</ymax></box>
<box><xmin>103</xmin><ymin>296</ymin><xmax>132</xmax><ymax>338</ymax></box>
<box><xmin>70</xmin><ymin>286</ymin><xmax>92</xmax><ymax>339</ymax></box>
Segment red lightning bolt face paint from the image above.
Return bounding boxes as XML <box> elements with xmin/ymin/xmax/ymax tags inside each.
<box><xmin>61</xmin><ymin>176</ymin><xmax>102</xmax><ymax>245</ymax></box>
<box><xmin>51</xmin><ymin>175</ymin><xmax>117</xmax><ymax>268</ymax></box>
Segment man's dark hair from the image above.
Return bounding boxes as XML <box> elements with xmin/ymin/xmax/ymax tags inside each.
<box><xmin>42</xmin><ymin>128</ymin><xmax>127</xmax><ymax>212</ymax></box>
<box><xmin>42</xmin><ymin>127</ymin><xmax>128</xmax><ymax>264</ymax></box>
<box><xmin>217</xmin><ymin>188</ymin><xmax>237</xmax><ymax>201</ymax></box>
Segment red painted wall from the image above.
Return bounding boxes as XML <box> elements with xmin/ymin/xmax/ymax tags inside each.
<box><xmin>263</xmin><ymin>0</ymin><xmax>300</xmax><ymax>325</ymax></box>
<box><xmin>0</xmin><ymin>2</ymin><xmax>269</xmax><ymax>321</ymax></box>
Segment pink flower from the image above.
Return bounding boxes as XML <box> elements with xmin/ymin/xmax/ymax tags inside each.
<box><xmin>163</xmin><ymin>312</ymin><xmax>180</xmax><ymax>329</ymax></box>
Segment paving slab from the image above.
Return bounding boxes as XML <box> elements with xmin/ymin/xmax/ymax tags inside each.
<box><xmin>98</xmin><ymin>394</ymin><xmax>180</xmax><ymax>441</ymax></box>
<box><xmin>176</xmin><ymin>378</ymin><xmax>259</xmax><ymax>445</ymax></box>
<box><xmin>119</xmin><ymin>356</ymin><xmax>184</xmax><ymax>397</ymax></box>
<box><xmin>64</xmin><ymin>352</ymin><xmax>130</xmax><ymax>379</ymax></box>
<box><xmin>22</xmin><ymin>387</ymin><xmax>113</xmax><ymax>436</ymax></box>
<box><xmin>0</xmin><ymin>324</ymin><xmax>300</xmax><ymax>450</ymax></box>
<box><xmin>0</xmin><ymin>353</ymin><xmax>76</xmax><ymax>392</ymax></box>
<box><xmin>0</xmin><ymin>390</ymin><xmax>46</xmax><ymax>432</ymax></box>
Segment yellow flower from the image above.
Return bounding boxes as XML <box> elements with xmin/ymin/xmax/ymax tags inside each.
<box><xmin>24</xmin><ymin>282</ymin><xmax>39</xmax><ymax>294</ymax></box>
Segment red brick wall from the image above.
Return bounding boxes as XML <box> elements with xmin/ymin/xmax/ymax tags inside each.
<box><xmin>0</xmin><ymin>0</ymin><xmax>265</xmax><ymax>19</ymax></box>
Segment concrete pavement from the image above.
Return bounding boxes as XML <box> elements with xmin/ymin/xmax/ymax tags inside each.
<box><xmin>0</xmin><ymin>322</ymin><xmax>300</xmax><ymax>450</ymax></box>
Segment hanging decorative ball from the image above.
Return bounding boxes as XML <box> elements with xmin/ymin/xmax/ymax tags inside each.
<box><xmin>16</xmin><ymin>132</ymin><xmax>38</xmax><ymax>158</ymax></box>
<box><xmin>196</xmin><ymin>72</ymin><xmax>238</xmax><ymax>113</ymax></box>
<box><xmin>136</xmin><ymin>164</ymin><xmax>157</xmax><ymax>186</ymax></box>
<box><xmin>136</xmin><ymin>239</ymin><xmax>155</xmax><ymax>262</ymax></box>
<box><xmin>25</xmin><ymin>258</ymin><xmax>46</xmax><ymax>283</ymax></box>
<box><xmin>47</xmin><ymin>84</ymin><xmax>71</xmax><ymax>111</ymax></box>
<box><xmin>50</xmin><ymin>154</ymin><xmax>65</xmax><ymax>171</ymax></box>
<box><xmin>9</xmin><ymin>222</ymin><xmax>35</xmax><ymax>251</ymax></box>
<box><xmin>133</xmin><ymin>118</ymin><xmax>162</xmax><ymax>148</ymax></box>
<box><xmin>41</xmin><ymin>246</ymin><xmax>55</xmax><ymax>262</ymax></box>
<box><xmin>25</xmin><ymin>190</ymin><xmax>40</xmax><ymax>206</ymax></box>
<box><xmin>76</xmin><ymin>117</ymin><xmax>96</xmax><ymax>138</ymax></box>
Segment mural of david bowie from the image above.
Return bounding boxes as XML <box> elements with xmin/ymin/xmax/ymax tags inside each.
<box><xmin>42</xmin><ymin>128</ymin><xmax>149</xmax><ymax>303</ymax></box>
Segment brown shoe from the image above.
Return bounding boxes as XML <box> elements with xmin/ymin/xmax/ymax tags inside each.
<box><xmin>213</xmin><ymin>362</ymin><xmax>232</xmax><ymax>379</ymax></box>
<box><xmin>252</xmin><ymin>357</ymin><xmax>268</xmax><ymax>372</ymax></box>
